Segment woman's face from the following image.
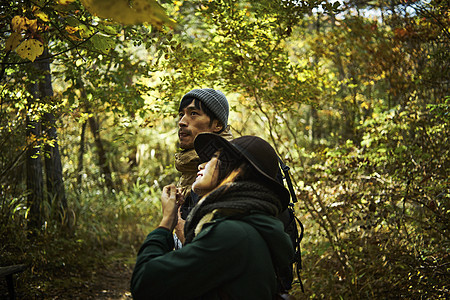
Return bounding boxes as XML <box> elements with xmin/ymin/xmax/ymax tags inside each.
<box><xmin>192</xmin><ymin>152</ymin><xmax>220</xmax><ymax>196</ymax></box>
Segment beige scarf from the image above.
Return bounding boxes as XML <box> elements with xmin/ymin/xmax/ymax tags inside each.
<box><xmin>175</xmin><ymin>148</ymin><xmax>200</xmax><ymax>197</ymax></box>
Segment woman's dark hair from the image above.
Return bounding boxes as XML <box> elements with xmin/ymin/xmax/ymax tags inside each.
<box><xmin>216</xmin><ymin>152</ymin><xmax>260</xmax><ymax>184</ymax></box>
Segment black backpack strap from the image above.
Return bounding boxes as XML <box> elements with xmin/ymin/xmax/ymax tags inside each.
<box><xmin>278</xmin><ymin>158</ymin><xmax>297</xmax><ymax>203</ymax></box>
<box><xmin>278</xmin><ymin>157</ymin><xmax>304</xmax><ymax>293</ymax></box>
<box><xmin>292</xmin><ymin>209</ymin><xmax>304</xmax><ymax>293</ymax></box>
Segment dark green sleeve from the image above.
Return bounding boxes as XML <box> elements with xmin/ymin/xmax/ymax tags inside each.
<box><xmin>130</xmin><ymin>221</ymin><xmax>250</xmax><ymax>300</ymax></box>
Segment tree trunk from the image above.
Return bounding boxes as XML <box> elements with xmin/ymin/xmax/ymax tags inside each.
<box><xmin>26</xmin><ymin>83</ymin><xmax>44</xmax><ymax>231</ymax></box>
<box><xmin>330</xmin><ymin>12</ymin><xmax>356</xmax><ymax>142</ymax></box>
<box><xmin>26</xmin><ymin>52</ymin><xmax>68</xmax><ymax>230</ymax></box>
<box><xmin>35</xmin><ymin>54</ymin><xmax>68</xmax><ymax>226</ymax></box>
<box><xmin>76</xmin><ymin>121</ymin><xmax>87</xmax><ymax>190</ymax></box>
<box><xmin>43</xmin><ymin>112</ymin><xmax>68</xmax><ymax>222</ymax></box>
<box><xmin>88</xmin><ymin>116</ymin><xmax>115</xmax><ymax>191</ymax></box>
<box><xmin>311</xmin><ymin>106</ymin><xmax>320</xmax><ymax>142</ymax></box>
<box><xmin>77</xmin><ymin>77</ymin><xmax>116</xmax><ymax>192</ymax></box>
<box><xmin>308</xmin><ymin>14</ymin><xmax>321</xmax><ymax>147</ymax></box>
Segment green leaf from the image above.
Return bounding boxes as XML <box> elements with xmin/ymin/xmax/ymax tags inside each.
<box><xmin>98</xmin><ymin>24</ymin><xmax>118</xmax><ymax>35</ymax></box>
<box><xmin>90</xmin><ymin>34</ymin><xmax>115</xmax><ymax>53</ymax></box>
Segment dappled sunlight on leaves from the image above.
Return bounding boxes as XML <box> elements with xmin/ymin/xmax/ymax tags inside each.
<box><xmin>81</xmin><ymin>0</ymin><xmax>176</xmax><ymax>28</ymax></box>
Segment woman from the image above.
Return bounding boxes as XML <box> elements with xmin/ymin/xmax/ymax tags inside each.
<box><xmin>130</xmin><ymin>133</ymin><xmax>294</xmax><ymax>299</ymax></box>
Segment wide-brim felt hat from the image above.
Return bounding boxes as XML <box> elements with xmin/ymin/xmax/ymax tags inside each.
<box><xmin>194</xmin><ymin>133</ymin><xmax>290</xmax><ymax>210</ymax></box>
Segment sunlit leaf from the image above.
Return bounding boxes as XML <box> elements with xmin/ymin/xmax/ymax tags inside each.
<box><xmin>80</xmin><ymin>0</ymin><xmax>176</xmax><ymax>28</ymax></box>
<box><xmin>78</xmin><ymin>24</ymin><xmax>94</xmax><ymax>38</ymax></box>
<box><xmin>5</xmin><ymin>32</ymin><xmax>23</xmax><ymax>51</ymax></box>
<box><xmin>68</xmin><ymin>34</ymin><xmax>83</xmax><ymax>41</ymax></box>
<box><xmin>26</xmin><ymin>19</ymin><xmax>38</xmax><ymax>33</ymax></box>
<box><xmin>58</xmin><ymin>0</ymin><xmax>76</xmax><ymax>4</ymax></box>
<box><xmin>98</xmin><ymin>24</ymin><xmax>117</xmax><ymax>35</ymax></box>
<box><xmin>11</xmin><ymin>16</ymin><xmax>39</xmax><ymax>33</ymax></box>
<box><xmin>11</xmin><ymin>15</ymin><xmax>27</xmax><ymax>32</ymax></box>
<box><xmin>34</xmin><ymin>11</ymin><xmax>49</xmax><ymax>22</ymax></box>
<box><xmin>65</xmin><ymin>25</ymin><xmax>79</xmax><ymax>34</ymax></box>
<box><xmin>16</xmin><ymin>39</ymin><xmax>44</xmax><ymax>62</ymax></box>
<box><xmin>90</xmin><ymin>34</ymin><xmax>115</xmax><ymax>53</ymax></box>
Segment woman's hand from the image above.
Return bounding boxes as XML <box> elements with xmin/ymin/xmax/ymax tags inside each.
<box><xmin>159</xmin><ymin>184</ymin><xmax>180</xmax><ymax>231</ymax></box>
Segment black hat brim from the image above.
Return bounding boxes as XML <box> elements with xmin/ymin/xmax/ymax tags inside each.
<box><xmin>194</xmin><ymin>133</ymin><xmax>290</xmax><ymax>210</ymax></box>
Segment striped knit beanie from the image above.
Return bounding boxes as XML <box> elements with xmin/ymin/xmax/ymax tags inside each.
<box><xmin>180</xmin><ymin>88</ymin><xmax>229</xmax><ymax>131</ymax></box>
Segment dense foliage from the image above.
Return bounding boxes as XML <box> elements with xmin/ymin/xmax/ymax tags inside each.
<box><xmin>1</xmin><ymin>0</ymin><xmax>448</xmax><ymax>298</ymax></box>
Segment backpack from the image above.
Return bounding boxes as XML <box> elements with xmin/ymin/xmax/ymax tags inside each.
<box><xmin>276</xmin><ymin>157</ymin><xmax>304</xmax><ymax>293</ymax></box>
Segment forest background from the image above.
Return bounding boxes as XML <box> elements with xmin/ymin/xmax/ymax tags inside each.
<box><xmin>0</xmin><ymin>0</ymin><xmax>448</xmax><ymax>299</ymax></box>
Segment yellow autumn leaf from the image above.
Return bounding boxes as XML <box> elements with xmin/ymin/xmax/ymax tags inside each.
<box><xmin>68</xmin><ymin>35</ymin><xmax>83</xmax><ymax>41</ymax></box>
<box><xmin>65</xmin><ymin>26</ymin><xmax>79</xmax><ymax>34</ymax></box>
<box><xmin>80</xmin><ymin>0</ymin><xmax>176</xmax><ymax>28</ymax></box>
<box><xmin>361</xmin><ymin>102</ymin><xmax>370</xmax><ymax>110</ymax></box>
<box><xmin>5</xmin><ymin>32</ymin><xmax>23</xmax><ymax>51</ymax></box>
<box><xmin>65</xmin><ymin>26</ymin><xmax>83</xmax><ymax>41</ymax></box>
<box><xmin>26</xmin><ymin>19</ymin><xmax>38</xmax><ymax>33</ymax></box>
<box><xmin>16</xmin><ymin>39</ymin><xmax>44</xmax><ymax>62</ymax></box>
<box><xmin>58</xmin><ymin>0</ymin><xmax>76</xmax><ymax>4</ymax></box>
<box><xmin>34</xmin><ymin>11</ymin><xmax>49</xmax><ymax>22</ymax></box>
<box><xmin>11</xmin><ymin>16</ymin><xmax>39</xmax><ymax>33</ymax></box>
<box><xmin>11</xmin><ymin>16</ymin><xmax>27</xmax><ymax>32</ymax></box>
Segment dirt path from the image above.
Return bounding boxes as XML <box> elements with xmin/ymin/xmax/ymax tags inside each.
<box><xmin>89</xmin><ymin>262</ymin><xmax>133</xmax><ymax>299</ymax></box>
<box><xmin>46</xmin><ymin>261</ymin><xmax>134</xmax><ymax>300</ymax></box>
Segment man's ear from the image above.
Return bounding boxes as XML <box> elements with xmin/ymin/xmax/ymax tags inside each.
<box><xmin>211</xmin><ymin>119</ymin><xmax>224</xmax><ymax>133</ymax></box>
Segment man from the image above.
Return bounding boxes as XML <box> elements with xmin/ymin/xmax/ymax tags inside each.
<box><xmin>174</xmin><ymin>88</ymin><xmax>233</xmax><ymax>244</ymax></box>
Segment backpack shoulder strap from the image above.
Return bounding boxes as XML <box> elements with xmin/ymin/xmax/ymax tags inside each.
<box><xmin>277</xmin><ymin>157</ymin><xmax>297</xmax><ymax>203</ymax></box>
<box><xmin>277</xmin><ymin>157</ymin><xmax>304</xmax><ymax>293</ymax></box>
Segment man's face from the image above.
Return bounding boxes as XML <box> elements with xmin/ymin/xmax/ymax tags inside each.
<box><xmin>178</xmin><ymin>100</ymin><xmax>222</xmax><ymax>149</ymax></box>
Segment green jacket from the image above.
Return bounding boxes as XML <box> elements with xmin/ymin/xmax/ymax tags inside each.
<box><xmin>130</xmin><ymin>213</ymin><xmax>294</xmax><ymax>299</ymax></box>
